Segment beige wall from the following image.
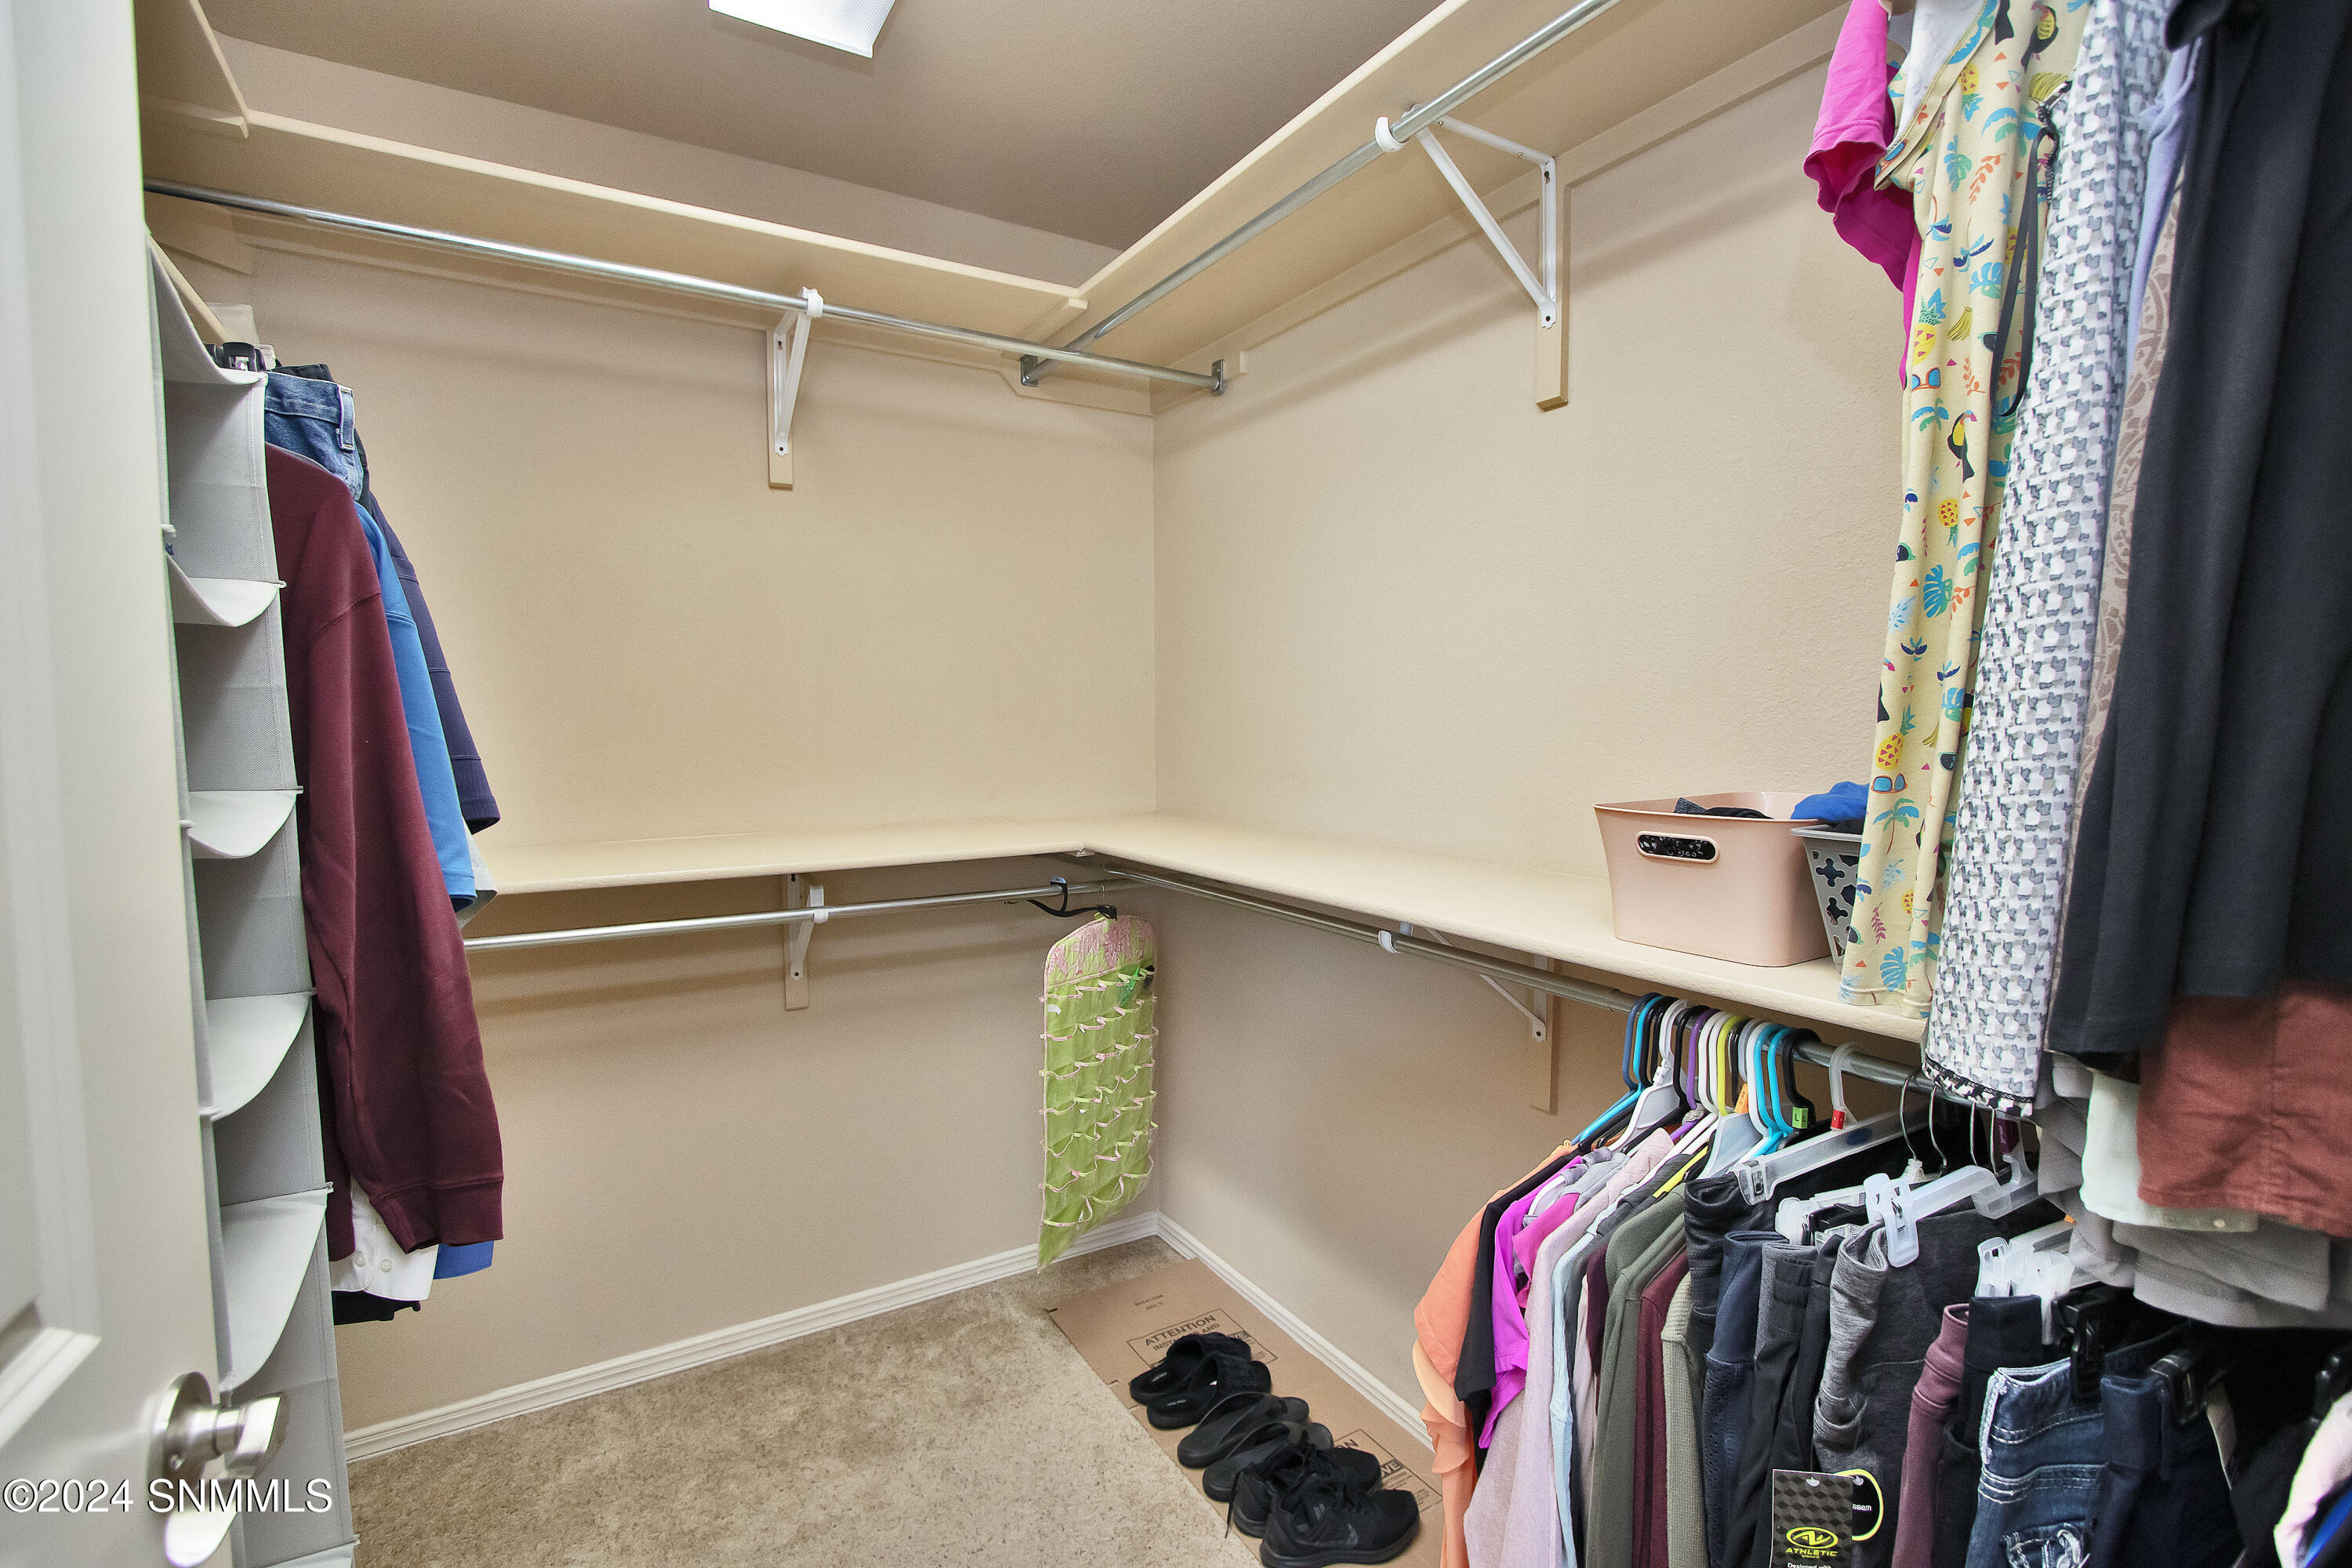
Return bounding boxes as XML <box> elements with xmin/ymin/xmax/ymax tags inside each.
<box><xmin>1153</xmin><ymin>67</ymin><xmax>1899</xmax><ymax>877</ymax></box>
<box><xmin>170</xmin><ymin>245</ymin><xmax>1155</xmax><ymax>851</ymax></box>
<box><xmin>1145</xmin><ymin>67</ymin><xmax>1908</xmax><ymax>1399</ymax></box>
<box><xmin>214</xmin><ymin>37</ymin><xmax>1119</xmax><ymax>286</ymax></box>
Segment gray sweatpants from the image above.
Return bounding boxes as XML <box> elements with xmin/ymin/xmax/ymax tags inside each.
<box><xmin>1813</xmin><ymin>1214</ymin><xmax>2022</xmax><ymax>1568</ymax></box>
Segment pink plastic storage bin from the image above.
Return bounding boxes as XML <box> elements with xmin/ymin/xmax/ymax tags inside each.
<box><xmin>1593</xmin><ymin>792</ymin><xmax>1831</xmax><ymax>967</ymax></box>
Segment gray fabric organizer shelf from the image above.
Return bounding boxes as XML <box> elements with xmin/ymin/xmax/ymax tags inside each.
<box><xmin>152</xmin><ymin>253</ymin><xmax>357</xmax><ymax>1568</ymax></box>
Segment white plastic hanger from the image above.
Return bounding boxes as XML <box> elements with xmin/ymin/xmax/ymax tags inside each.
<box><xmin>1882</xmin><ymin>1164</ymin><xmax>2003</xmax><ymax>1265</ymax></box>
<box><xmin>1735</xmin><ymin>1041</ymin><xmax>1927</xmax><ymax>1203</ymax></box>
<box><xmin>1972</xmin><ymin>1219</ymin><xmax>2074</xmax><ymax>1297</ymax></box>
<box><xmin>1973</xmin><ymin>1146</ymin><xmax>2042</xmax><ymax>1218</ymax></box>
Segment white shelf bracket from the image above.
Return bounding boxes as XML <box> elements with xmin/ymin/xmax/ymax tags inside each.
<box><xmin>1400</xmin><ymin>924</ymin><xmax>1550</xmax><ymax>1044</ymax></box>
<box><xmin>783</xmin><ymin>873</ymin><xmax>825</xmax><ymax>1011</ymax></box>
<box><xmin>768</xmin><ymin>288</ymin><xmax>822</xmax><ymax>491</ymax></box>
<box><xmin>1388</xmin><ymin>115</ymin><xmax>1566</xmax><ymax>410</ymax></box>
<box><xmin>1406</xmin><ymin>920</ymin><xmax>1556</xmax><ymax>1111</ymax></box>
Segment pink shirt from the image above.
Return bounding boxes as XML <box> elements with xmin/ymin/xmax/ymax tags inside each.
<box><xmin>1806</xmin><ymin>0</ymin><xmax>1921</xmax><ymax>332</ymax></box>
<box><xmin>1483</xmin><ymin>1131</ymin><xmax>1676</xmax><ymax>1444</ymax></box>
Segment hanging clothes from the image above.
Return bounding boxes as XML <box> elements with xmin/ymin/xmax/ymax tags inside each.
<box><xmin>269</xmin><ymin>361</ymin><xmax>504</xmax><ymax>1282</ymax></box>
<box><xmin>1421</xmin><ymin>1149</ymin><xmax>1580</xmax><ymax>1568</ymax></box>
<box><xmin>1842</xmin><ymin>0</ymin><xmax>2090</xmax><ymax>1019</ymax></box>
<box><xmin>2062</xmin><ymin>119</ymin><xmax>2177</xmax><ymax>882</ymax></box>
<box><xmin>265</xmin><ymin>445</ymin><xmax>503</xmax><ymax>1261</ymax></box>
<box><xmin>1923</xmin><ymin>0</ymin><xmax>2170</xmax><ymax>1111</ymax></box>
<box><xmin>2048</xmin><ymin>0</ymin><xmax>2352</xmax><ymax>1059</ymax></box>
<box><xmin>1036</xmin><ymin>916</ymin><xmax>1156</xmax><ymax>1265</ymax></box>
<box><xmin>2041</xmin><ymin>1059</ymin><xmax>2352</xmax><ymax>1330</ymax></box>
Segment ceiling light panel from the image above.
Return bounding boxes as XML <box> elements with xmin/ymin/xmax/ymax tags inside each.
<box><xmin>709</xmin><ymin>0</ymin><xmax>898</xmax><ymax>56</ymax></box>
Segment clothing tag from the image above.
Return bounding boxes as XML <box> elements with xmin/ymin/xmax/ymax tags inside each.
<box><xmin>1769</xmin><ymin>1469</ymin><xmax>1882</xmax><ymax>1566</ymax></box>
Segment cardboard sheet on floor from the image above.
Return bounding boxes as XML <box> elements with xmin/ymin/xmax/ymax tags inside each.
<box><xmin>1049</xmin><ymin>1257</ymin><xmax>1441</xmax><ymax>1567</ymax></box>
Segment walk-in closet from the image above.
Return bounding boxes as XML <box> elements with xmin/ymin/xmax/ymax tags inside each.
<box><xmin>5</xmin><ymin>0</ymin><xmax>2348</xmax><ymax>1564</ymax></box>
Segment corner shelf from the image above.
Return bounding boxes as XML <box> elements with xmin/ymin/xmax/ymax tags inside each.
<box><xmin>136</xmin><ymin>0</ymin><xmax>1850</xmax><ymax>397</ymax></box>
<box><xmin>186</xmin><ymin>789</ymin><xmax>298</xmax><ymax>860</ymax></box>
<box><xmin>474</xmin><ymin>811</ymin><xmax>1919</xmax><ymax>1045</ymax></box>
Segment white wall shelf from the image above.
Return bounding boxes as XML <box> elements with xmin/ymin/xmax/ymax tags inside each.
<box><xmin>202</xmin><ymin>993</ymin><xmax>312</xmax><ymax>1120</ymax></box>
<box><xmin>132</xmin><ymin>0</ymin><xmax>249</xmax><ymax>140</ymax></box>
<box><xmin>474</xmin><ymin>812</ymin><xmax>1918</xmax><ymax>1045</ymax></box>
<box><xmin>219</xmin><ymin>1189</ymin><xmax>329</xmax><ymax>1388</ymax></box>
<box><xmin>185</xmin><ymin>789</ymin><xmax>298</xmax><ymax>860</ymax></box>
<box><xmin>141</xmin><ymin>110</ymin><xmax>1091</xmax><ymax>343</ymax></box>
<box><xmin>1058</xmin><ymin>0</ymin><xmax>1838</xmax><ymax>374</ymax></box>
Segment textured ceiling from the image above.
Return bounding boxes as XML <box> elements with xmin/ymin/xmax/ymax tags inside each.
<box><xmin>198</xmin><ymin>0</ymin><xmax>1444</xmax><ymax>249</ymax></box>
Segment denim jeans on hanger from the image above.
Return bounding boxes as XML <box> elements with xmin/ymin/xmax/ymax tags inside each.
<box><xmin>1964</xmin><ymin>1337</ymin><xmax>2170</xmax><ymax>1568</ymax></box>
<box><xmin>2081</xmin><ymin>1352</ymin><xmax>2239</xmax><ymax>1568</ymax></box>
<box><xmin>261</xmin><ymin>370</ymin><xmax>366</xmax><ymax>499</ymax></box>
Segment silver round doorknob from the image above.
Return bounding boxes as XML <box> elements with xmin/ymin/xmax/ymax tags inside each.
<box><xmin>151</xmin><ymin>1371</ymin><xmax>289</xmax><ymax>1486</ymax></box>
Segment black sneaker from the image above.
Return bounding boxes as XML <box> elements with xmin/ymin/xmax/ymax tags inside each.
<box><xmin>1205</xmin><ymin>1421</ymin><xmax>1332</xmax><ymax>1502</ymax></box>
<box><xmin>1229</xmin><ymin>1445</ymin><xmax>1380</xmax><ymax>1538</ymax></box>
<box><xmin>1258</xmin><ymin>1459</ymin><xmax>1421</xmax><ymax>1567</ymax></box>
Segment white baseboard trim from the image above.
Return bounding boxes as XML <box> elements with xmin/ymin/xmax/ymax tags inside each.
<box><xmin>1153</xmin><ymin>1214</ymin><xmax>1431</xmax><ymax>1449</ymax></box>
<box><xmin>343</xmin><ymin>1209</ymin><xmax>1163</xmax><ymax>1462</ymax></box>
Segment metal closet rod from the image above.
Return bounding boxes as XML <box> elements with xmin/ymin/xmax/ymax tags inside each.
<box><xmin>463</xmin><ymin>877</ymin><xmax>1131</xmax><ymax>953</ymax></box>
<box><xmin>141</xmin><ymin>180</ymin><xmax>1222</xmax><ymax>393</ymax></box>
<box><xmin>1087</xmin><ymin>858</ymin><xmax>1927</xmax><ymax>1094</ymax></box>
<box><xmin>1053</xmin><ymin>0</ymin><xmax>1630</xmax><ymax>359</ymax></box>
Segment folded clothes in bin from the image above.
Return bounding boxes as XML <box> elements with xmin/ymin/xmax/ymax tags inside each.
<box><xmin>1594</xmin><ymin>792</ymin><xmax>1831</xmax><ymax>967</ymax></box>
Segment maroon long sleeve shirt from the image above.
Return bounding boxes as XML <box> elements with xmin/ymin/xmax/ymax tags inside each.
<box><xmin>267</xmin><ymin>446</ymin><xmax>503</xmax><ymax>1258</ymax></box>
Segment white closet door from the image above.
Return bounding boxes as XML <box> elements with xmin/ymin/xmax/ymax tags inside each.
<box><xmin>0</xmin><ymin>5</ymin><xmax>227</xmax><ymax>1568</ymax></box>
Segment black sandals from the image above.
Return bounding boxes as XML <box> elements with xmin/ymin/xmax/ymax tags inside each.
<box><xmin>1127</xmin><ymin>1331</ymin><xmax>1252</xmax><ymax>1403</ymax></box>
<box><xmin>1142</xmin><ymin>1348</ymin><xmax>1272</xmax><ymax>1428</ymax></box>
<box><xmin>1176</xmin><ymin>1392</ymin><xmax>1310</xmax><ymax>1468</ymax></box>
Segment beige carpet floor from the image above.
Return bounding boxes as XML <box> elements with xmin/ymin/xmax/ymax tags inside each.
<box><xmin>350</xmin><ymin>1238</ymin><xmax>1261</xmax><ymax>1567</ymax></box>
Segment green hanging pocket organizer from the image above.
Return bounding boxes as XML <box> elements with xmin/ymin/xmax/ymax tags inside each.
<box><xmin>1037</xmin><ymin>915</ymin><xmax>1156</xmax><ymax>1266</ymax></box>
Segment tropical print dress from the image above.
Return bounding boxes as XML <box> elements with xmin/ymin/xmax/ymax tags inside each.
<box><xmin>1842</xmin><ymin>0</ymin><xmax>2089</xmax><ymax>1016</ymax></box>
